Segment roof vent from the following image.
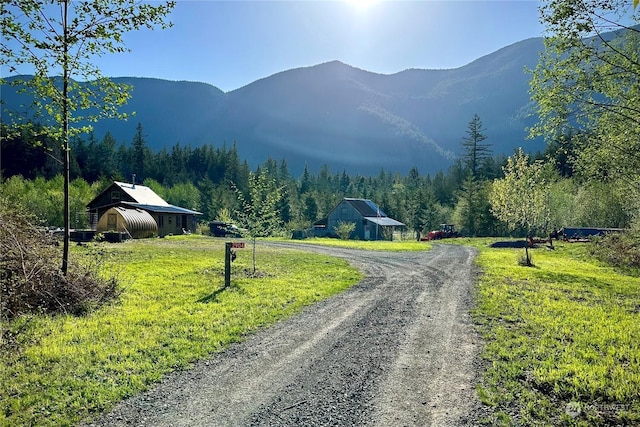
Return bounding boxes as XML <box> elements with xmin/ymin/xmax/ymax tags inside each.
<box><xmin>132</xmin><ymin>174</ymin><xmax>136</xmax><ymax>189</ymax></box>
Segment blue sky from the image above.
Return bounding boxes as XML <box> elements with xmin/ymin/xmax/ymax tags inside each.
<box><xmin>14</xmin><ymin>1</ymin><xmax>547</xmax><ymax>93</ymax></box>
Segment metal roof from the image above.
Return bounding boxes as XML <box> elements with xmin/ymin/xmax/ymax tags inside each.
<box><xmin>343</xmin><ymin>198</ymin><xmax>387</xmax><ymax>217</ymax></box>
<box><xmin>114</xmin><ymin>181</ymin><xmax>170</xmax><ymax>206</ymax></box>
<box><xmin>123</xmin><ymin>202</ymin><xmax>202</xmax><ymax>215</ymax></box>
<box><xmin>364</xmin><ymin>216</ymin><xmax>405</xmax><ymax>227</ymax></box>
<box><xmin>97</xmin><ymin>206</ymin><xmax>158</xmax><ymax>238</ymax></box>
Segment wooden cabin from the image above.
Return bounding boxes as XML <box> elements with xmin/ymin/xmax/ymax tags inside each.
<box><xmin>87</xmin><ymin>181</ymin><xmax>201</xmax><ymax>238</ymax></box>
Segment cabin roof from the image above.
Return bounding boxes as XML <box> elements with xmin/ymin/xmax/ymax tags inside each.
<box><xmin>342</xmin><ymin>198</ymin><xmax>387</xmax><ymax>218</ymax></box>
<box><xmin>113</xmin><ymin>181</ymin><xmax>170</xmax><ymax>206</ymax></box>
<box><xmin>122</xmin><ymin>202</ymin><xmax>202</xmax><ymax>215</ymax></box>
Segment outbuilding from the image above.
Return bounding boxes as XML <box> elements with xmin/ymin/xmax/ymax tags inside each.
<box><xmin>87</xmin><ymin>180</ymin><xmax>202</xmax><ymax>238</ymax></box>
<box><xmin>313</xmin><ymin>198</ymin><xmax>405</xmax><ymax>240</ymax></box>
<box><xmin>97</xmin><ymin>206</ymin><xmax>158</xmax><ymax>239</ymax></box>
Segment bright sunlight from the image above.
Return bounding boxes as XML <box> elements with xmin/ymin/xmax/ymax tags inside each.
<box><xmin>344</xmin><ymin>0</ymin><xmax>382</xmax><ymax>11</ymax></box>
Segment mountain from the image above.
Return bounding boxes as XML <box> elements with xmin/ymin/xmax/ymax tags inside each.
<box><xmin>1</xmin><ymin>37</ymin><xmax>545</xmax><ymax>176</ymax></box>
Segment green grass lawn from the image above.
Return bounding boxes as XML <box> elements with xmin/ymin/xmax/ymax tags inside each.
<box><xmin>456</xmin><ymin>238</ymin><xmax>640</xmax><ymax>426</ymax></box>
<box><xmin>0</xmin><ymin>235</ymin><xmax>363</xmax><ymax>427</ymax></box>
<box><xmin>3</xmin><ymin>235</ymin><xmax>638</xmax><ymax>426</ymax></box>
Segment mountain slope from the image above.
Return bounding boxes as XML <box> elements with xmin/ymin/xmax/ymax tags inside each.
<box><xmin>1</xmin><ymin>37</ymin><xmax>545</xmax><ymax>175</ymax></box>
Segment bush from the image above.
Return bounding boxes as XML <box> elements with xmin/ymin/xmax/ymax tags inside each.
<box><xmin>196</xmin><ymin>221</ymin><xmax>209</xmax><ymax>235</ymax></box>
<box><xmin>590</xmin><ymin>222</ymin><xmax>640</xmax><ymax>271</ymax></box>
<box><xmin>334</xmin><ymin>221</ymin><xmax>356</xmax><ymax>240</ymax></box>
<box><xmin>1</xmin><ymin>199</ymin><xmax>119</xmax><ymax>342</ymax></box>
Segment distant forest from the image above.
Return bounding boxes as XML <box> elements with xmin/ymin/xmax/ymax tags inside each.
<box><xmin>0</xmin><ymin>121</ymin><xmax>631</xmax><ymax>238</ymax></box>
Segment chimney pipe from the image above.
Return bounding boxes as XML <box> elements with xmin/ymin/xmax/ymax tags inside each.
<box><xmin>132</xmin><ymin>174</ymin><xmax>136</xmax><ymax>188</ymax></box>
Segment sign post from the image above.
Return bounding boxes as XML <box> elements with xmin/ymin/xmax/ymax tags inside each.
<box><xmin>224</xmin><ymin>242</ymin><xmax>245</xmax><ymax>288</ymax></box>
<box><xmin>224</xmin><ymin>242</ymin><xmax>232</xmax><ymax>288</ymax></box>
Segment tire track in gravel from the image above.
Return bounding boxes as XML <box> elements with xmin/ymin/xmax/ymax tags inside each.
<box><xmin>85</xmin><ymin>243</ymin><xmax>481</xmax><ymax>427</ymax></box>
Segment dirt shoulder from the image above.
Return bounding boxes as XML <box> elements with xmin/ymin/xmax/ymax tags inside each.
<box><xmin>86</xmin><ymin>243</ymin><xmax>482</xmax><ymax>426</ymax></box>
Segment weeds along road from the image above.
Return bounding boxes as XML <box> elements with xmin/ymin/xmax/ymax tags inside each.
<box><xmin>87</xmin><ymin>243</ymin><xmax>481</xmax><ymax>427</ymax></box>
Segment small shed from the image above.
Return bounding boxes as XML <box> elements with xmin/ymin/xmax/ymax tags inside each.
<box><xmin>314</xmin><ymin>198</ymin><xmax>405</xmax><ymax>240</ymax></box>
<box><xmin>97</xmin><ymin>206</ymin><xmax>158</xmax><ymax>239</ymax></box>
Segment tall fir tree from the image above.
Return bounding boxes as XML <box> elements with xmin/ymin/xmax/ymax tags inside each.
<box><xmin>131</xmin><ymin>123</ymin><xmax>148</xmax><ymax>182</ymax></box>
<box><xmin>461</xmin><ymin>114</ymin><xmax>491</xmax><ymax>179</ymax></box>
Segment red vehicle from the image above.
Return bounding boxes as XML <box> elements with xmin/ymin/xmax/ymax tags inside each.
<box><xmin>422</xmin><ymin>224</ymin><xmax>459</xmax><ymax>241</ymax></box>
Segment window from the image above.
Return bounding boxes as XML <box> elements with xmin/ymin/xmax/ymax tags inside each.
<box><xmin>111</xmin><ymin>191</ymin><xmax>120</xmax><ymax>201</ymax></box>
<box><xmin>158</xmin><ymin>215</ymin><xmax>164</xmax><ymax>227</ymax></box>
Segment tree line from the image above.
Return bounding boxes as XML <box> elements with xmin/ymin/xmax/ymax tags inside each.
<box><xmin>1</xmin><ymin>114</ymin><xmax>632</xmax><ymax>239</ymax></box>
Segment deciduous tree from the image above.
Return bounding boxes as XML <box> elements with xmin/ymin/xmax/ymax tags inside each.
<box><xmin>233</xmin><ymin>171</ymin><xmax>283</xmax><ymax>273</ymax></box>
<box><xmin>490</xmin><ymin>149</ymin><xmax>551</xmax><ymax>265</ymax></box>
<box><xmin>530</xmin><ymin>0</ymin><xmax>640</xmax><ymax>216</ymax></box>
<box><xmin>1</xmin><ymin>0</ymin><xmax>174</xmax><ymax>274</ymax></box>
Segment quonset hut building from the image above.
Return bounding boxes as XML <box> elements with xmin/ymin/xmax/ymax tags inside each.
<box><xmin>87</xmin><ymin>181</ymin><xmax>201</xmax><ymax>238</ymax></box>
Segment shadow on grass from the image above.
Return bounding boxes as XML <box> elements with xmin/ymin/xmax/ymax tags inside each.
<box><xmin>197</xmin><ymin>285</ymin><xmax>235</xmax><ymax>304</ymax></box>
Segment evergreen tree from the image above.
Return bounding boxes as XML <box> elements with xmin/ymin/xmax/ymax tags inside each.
<box><xmin>99</xmin><ymin>132</ymin><xmax>118</xmax><ymax>180</ymax></box>
<box><xmin>277</xmin><ymin>186</ymin><xmax>292</xmax><ymax>224</ymax></box>
<box><xmin>131</xmin><ymin>123</ymin><xmax>150</xmax><ymax>182</ymax></box>
<box><xmin>303</xmin><ymin>193</ymin><xmax>319</xmax><ymax>224</ymax></box>
<box><xmin>461</xmin><ymin>114</ymin><xmax>491</xmax><ymax>179</ymax></box>
<box><xmin>459</xmin><ymin>115</ymin><xmax>492</xmax><ymax>236</ymax></box>
<box><xmin>116</xmin><ymin>142</ymin><xmax>130</xmax><ymax>180</ymax></box>
<box><xmin>84</xmin><ymin>131</ymin><xmax>100</xmax><ymax>182</ymax></box>
<box><xmin>300</xmin><ymin>165</ymin><xmax>311</xmax><ymax>194</ymax></box>
<box><xmin>279</xmin><ymin>159</ymin><xmax>291</xmax><ymax>182</ymax></box>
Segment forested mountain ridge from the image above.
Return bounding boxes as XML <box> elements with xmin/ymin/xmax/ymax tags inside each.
<box><xmin>1</xmin><ymin>37</ymin><xmax>545</xmax><ymax>175</ymax></box>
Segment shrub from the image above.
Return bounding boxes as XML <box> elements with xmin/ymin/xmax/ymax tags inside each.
<box><xmin>1</xmin><ymin>199</ymin><xmax>119</xmax><ymax>344</ymax></box>
<box><xmin>590</xmin><ymin>226</ymin><xmax>640</xmax><ymax>272</ymax></box>
<box><xmin>196</xmin><ymin>221</ymin><xmax>209</xmax><ymax>235</ymax></box>
<box><xmin>334</xmin><ymin>221</ymin><xmax>356</xmax><ymax>240</ymax></box>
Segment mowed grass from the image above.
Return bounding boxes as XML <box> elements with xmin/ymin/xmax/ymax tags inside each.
<box><xmin>273</xmin><ymin>236</ymin><xmax>432</xmax><ymax>251</ymax></box>
<box><xmin>0</xmin><ymin>235</ymin><xmax>363</xmax><ymax>427</ymax></box>
<box><xmin>455</xmin><ymin>238</ymin><xmax>640</xmax><ymax>426</ymax></box>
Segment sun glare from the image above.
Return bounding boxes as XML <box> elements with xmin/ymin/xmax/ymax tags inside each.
<box><xmin>345</xmin><ymin>0</ymin><xmax>382</xmax><ymax>11</ymax></box>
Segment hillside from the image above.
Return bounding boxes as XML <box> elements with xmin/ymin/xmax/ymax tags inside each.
<box><xmin>1</xmin><ymin>37</ymin><xmax>545</xmax><ymax>175</ymax></box>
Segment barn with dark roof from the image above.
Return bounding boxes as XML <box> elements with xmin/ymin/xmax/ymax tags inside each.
<box><xmin>314</xmin><ymin>198</ymin><xmax>405</xmax><ymax>240</ymax></box>
<box><xmin>86</xmin><ymin>181</ymin><xmax>201</xmax><ymax>238</ymax></box>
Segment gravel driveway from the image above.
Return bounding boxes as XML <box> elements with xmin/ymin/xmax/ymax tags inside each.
<box><xmin>86</xmin><ymin>243</ymin><xmax>481</xmax><ymax>426</ymax></box>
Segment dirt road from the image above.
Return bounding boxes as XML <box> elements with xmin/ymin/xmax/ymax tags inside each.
<box><xmin>87</xmin><ymin>243</ymin><xmax>481</xmax><ymax>426</ymax></box>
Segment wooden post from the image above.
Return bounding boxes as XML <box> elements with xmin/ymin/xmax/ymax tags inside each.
<box><xmin>224</xmin><ymin>241</ymin><xmax>232</xmax><ymax>288</ymax></box>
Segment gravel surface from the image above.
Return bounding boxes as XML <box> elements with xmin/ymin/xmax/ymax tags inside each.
<box><xmin>86</xmin><ymin>243</ymin><xmax>482</xmax><ymax>426</ymax></box>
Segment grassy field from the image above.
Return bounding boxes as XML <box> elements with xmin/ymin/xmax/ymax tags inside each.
<box><xmin>3</xmin><ymin>235</ymin><xmax>638</xmax><ymax>426</ymax></box>
<box><xmin>454</xmin><ymin>238</ymin><xmax>640</xmax><ymax>426</ymax></box>
<box><xmin>0</xmin><ymin>235</ymin><xmax>363</xmax><ymax>427</ymax></box>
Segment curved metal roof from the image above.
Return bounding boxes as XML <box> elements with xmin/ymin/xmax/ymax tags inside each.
<box><xmin>97</xmin><ymin>206</ymin><xmax>158</xmax><ymax>238</ymax></box>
